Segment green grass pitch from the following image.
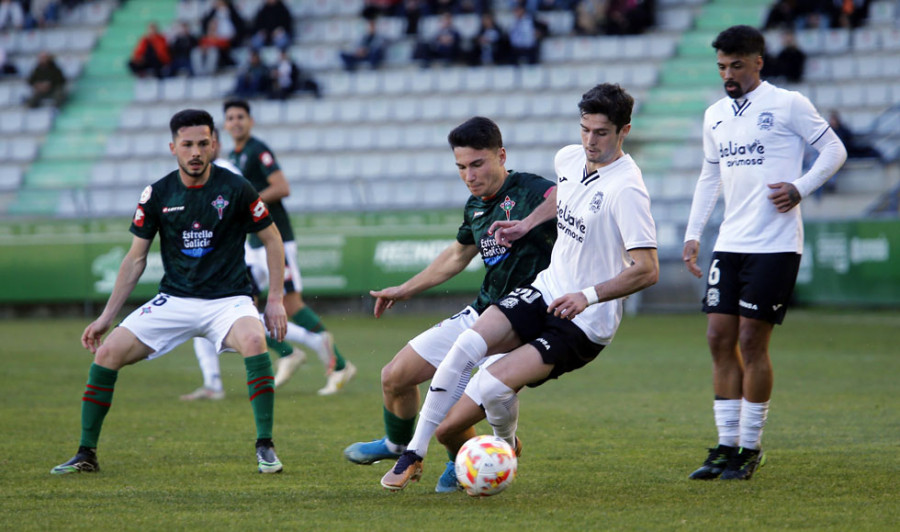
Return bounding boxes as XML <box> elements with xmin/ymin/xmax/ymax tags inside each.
<box><xmin>1</xmin><ymin>309</ymin><xmax>897</xmax><ymax>531</ymax></box>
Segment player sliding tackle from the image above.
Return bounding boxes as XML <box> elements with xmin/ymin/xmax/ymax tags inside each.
<box><xmin>381</xmin><ymin>83</ymin><xmax>660</xmax><ymax>491</ymax></box>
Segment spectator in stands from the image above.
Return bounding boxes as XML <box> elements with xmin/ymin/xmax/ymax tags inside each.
<box><xmin>364</xmin><ymin>0</ymin><xmax>403</xmax><ymax>16</ymax></box>
<box><xmin>774</xmin><ymin>31</ymin><xmax>806</xmax><ymax>83</ymax></box>
<box><xmin>27</xmin><ymin>0</ymin><xmax>60</xmax><ymax>28</ymax></box>
<box><xmin>469</xmin><ymin>11</ymin><xmax>511</xmax><ymax>65</ymax></box>
<box><xmin>251</xmin><ymin>0</ymin><xmax>294</xmax><ymax>49</ymax></box>
<box><xmin>0</xmin><ymin>0</ymin><xmax>25</xmax><ymax>31</ymax></box>
<box><xmin>201</xmin><ymin>0</ymin><xmax>247</xmax><ymax>48</ymax></box>
<box><xmin>128</xmin><ymin>22</ymin><xmax>171</xmax><ymax>79</ymax></box>
<box><xmin>604</xmin><ymin>0</ymin><xmax>654</xmax><ymax>35</ymax></box>
<box><xmin>413</xmin><ymin>11</ymin><xmax>463</xmax><ymax>68</ymax></box>
<box><xmin>764</xmin><ymin>0</ymin><xmax>799</xmax><ymax>30</ymax></box>
<box><xmin>829</xmin><ymin>0</ymin><xmax>869</xmax><ymax>29</ymax></box>
<box><xmin>340</xmin><ymin>17</ymin><xmax>387</xmax><ymax>71</ymax></box>
<box><xmin>192</xmin><ymin>18</ymin><xmax>233</xmax><ymax>76</ymax></box>
<box><xmin>25</xmin><ymin>51</ymin><xmax>65</xmax><ymax>108</ymax></box>
<box><xmin>402</xmin><ymin>0</ymin><xmax>424</xmax><ymax>35</ymax></box>
<box><xmin>829</xmin><ymin>110</ymin><xmax>881</xmax><ymax>159</ymax></box>
<box><xmin>573</xmin><ymin>0</ymin><xmax>606</xmax><ymax>36</ymax></box>
<box><xmin>269</xmin><ymin>47</ymin><xmax>321</xmax><ymax>100</ymax></box>
<box><xmin>232</xmin><ymin>48</ymin><xmax>270</xmax><ymax>99</ymax></box>
<box><xmin>0</xmin><ymin>45</ymin><xmax>18</xmax><ymax>77</ymax></box>
<box><xmin>507</xmin><ymin>2</ymin><xmax>543</xmax><ymax>65</ymax></box>
<box><xmin>169</xmin><ymin>21</ymin><xmax>198</xmax><ymax>77</ymax></box>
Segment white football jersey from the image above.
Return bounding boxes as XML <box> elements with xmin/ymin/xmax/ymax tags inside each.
<box><xmin>533</xmin><ymin>145</ymin><xmax>657</xmax><ymax>345</ymax></box>
<box><xmin>698</xmin><ymin>81</ymin><xmax>830</xmax><ymax>253</ymax></box>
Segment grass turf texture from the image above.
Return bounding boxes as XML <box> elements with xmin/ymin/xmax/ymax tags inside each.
<box><xmin>1</xmin><ymin>310</ymin><xmax>897</xmax><ymax>531</ymax></box>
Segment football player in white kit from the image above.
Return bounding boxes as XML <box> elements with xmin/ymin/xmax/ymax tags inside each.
<box><xmin>381</xmin><ymin>83</ymin><xmax>659</xmax><ymax>491</ymax></box>
<box><xmin>682</xmin><ymin>25</ymin><xmax>847</xmax><ymax>480</ymax></box>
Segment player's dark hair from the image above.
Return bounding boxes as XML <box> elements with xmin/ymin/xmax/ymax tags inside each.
<box><xmin>577</xmin><ymin>83</ymin><xmax>633</xmax><ymax>132</ymax></box>
<box><xmin>712</xmin><ymin>25</ymin><xmax>765</xmax><ymax>57</ymax></box>
<box><xmin>448</xmin><ymin>116</ymin><xmax>503</xmax><ymax>151</ymax></box>
<box><xmin>223</xmin><ymin>98</ymin><xmax>251</xmax><ymax>115</ymax></box>
<box><xmin>169</xmin><ymin>109</ymin><xmax>214</xmax><ymax>137</ymax></box>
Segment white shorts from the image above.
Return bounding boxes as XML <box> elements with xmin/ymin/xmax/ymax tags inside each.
<box><xmin>408</xmin><ymin>306</ymin><xmax>507</xmax><ymax>405</ymax></box>
<box><xmin>119</xmin><ymin>293</ymin><xmax>262</xmax><ymax>359</ymax></box>
<box><xmin>244</xmin><ymin>240</ymin><xmax>303</xmax><ymax>294</ymax></box>
<box><xmin>408</xmin><ymin>306</ymin><xmax>480</xmax><ymax>368</ymax></box>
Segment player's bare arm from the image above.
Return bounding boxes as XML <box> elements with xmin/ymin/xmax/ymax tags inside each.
<box><xmin>766</xmin><ymin>182</ymin><xmax>802</xmax><ymax>213</ymax></box>
<box><xmin>489</xmin><ymin>187</ymin><xmax>557</xmax><ymax>248</ymax></box>
<box><xmin>258</xmin><ymin>169</ymin><xmax>290</xmax><ymax>205</ymax></box>
<box><xmin>257</xmin><ymin>223</ymin><xmax>287</xmax><ymax>341</ymax></box>
<box><xmin>682</xmin><ymin>239</ymin><xmax>702</xmax><ymax>278</ymax></box>
<box><xmin>82</xmin><ymin>236</ymin><xmax>152</xmax><ymax>352</ymax></box>
<box><xmin>548</xmin><ymin>247</ymin><xmax>659</xmax><ymax>320</ymax></box>
<box><xmin>370</xmin><ymin>241</ymin><xmax>478</xmax><ymax>318</ymax></box>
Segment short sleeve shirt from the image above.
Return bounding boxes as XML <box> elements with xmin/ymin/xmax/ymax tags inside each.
<box><xmin>457</xmin><ymin>171</ymin><xmax>556</xmax><ymax>313</ymax></box>
<box><xmin>130</xmin><ymin>165</ymin><xmax>273</xmax><ymax>298</ymax></box>
<box><xmin>229</xmin><ymin>136</ymin><xmax>294</xmax><ymax>246</ymax></box>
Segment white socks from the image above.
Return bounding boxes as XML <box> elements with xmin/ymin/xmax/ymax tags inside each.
<box><xmin>714</xmin><ymin>399</ymin><xmax>741</xmax><ymax>448</ymax></box>
<box><xmin>739</xmin><ymin>399</ymin><xmax>769</xmax><ymax>451</ymax></box>
<box><xmin>193</xmin><ymin>337</ymin><xmax>222</xmax><ymax>392</ymax></box>
<box><xmin>478</xmin><ymin>369</ymin><xmax>518</xmax><ymax>449</ymax></box>
<box><xmin>714</xmin><ymin>398</ymin><xmax>770</xmax><ymax>450</ymax></box>
<box><xmin>406</xmin><ymin>329</ymin><xmax>487</xmax><ymax>458</ymax></box>
<box><xmin>284</xmin><ymin>322</ymin><xmax>332</xmax><ymax>366</ymax></box>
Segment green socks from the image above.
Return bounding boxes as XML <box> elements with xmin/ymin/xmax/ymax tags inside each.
<box><xmin>384</xmin><ymin>406</ymin><xmax>416</xmax><ymax>447</ymax></box>
<box><xmin>80</xmin><ymin>363</ymin><xmax>118</xmax><ymax>448</ymax></box>
<box><xmin>244</xmin><ymin>353</ymin><xmax>275</xmax><ymax>440</ymax></box>
<box><xmin>265</xmin><ymin>336</ymin><xmax>294</xmax><ymax>359</ymax></box>
<box><xmin>292</xmin><ymin>307</ymin><xmax>347</xmax><ymax>371</ymax></box>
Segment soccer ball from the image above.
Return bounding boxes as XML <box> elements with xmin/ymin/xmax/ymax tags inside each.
<box><xmin>454</xmin><ymin>435</ymin><xmax>517</xmax><ymax>497</ymax></box>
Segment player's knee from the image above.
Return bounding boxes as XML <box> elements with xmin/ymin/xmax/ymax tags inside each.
<box><xmin>478</xmin><ymin>369</ymin><xmax>514</xmax><ymax>410</ymax></box>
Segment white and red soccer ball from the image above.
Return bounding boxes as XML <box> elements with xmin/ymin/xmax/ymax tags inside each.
<box><xmin>454</xmin><ymin>435</ymin><xmax>517</xmax><ymax>497</ymax></box>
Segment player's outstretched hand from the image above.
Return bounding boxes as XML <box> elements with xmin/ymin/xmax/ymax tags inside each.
<box><xmin>82</xmin><ymin>319</ymin><xmax>111</xmax><ymax>353</ymax></box>
<box><xmin>264</xmin><ymin>303</ymin><xmax>287</xmax><ymax>343</ymax></box>
<box><xmin>682</xmin><ymin>240</ymin><xmax>702</xmax><ymax>279</ymax></box>
<box><xmin>369</xmin><ymin>286</ymin><xmax>406</xmax><ymax>318</ymax></box>
<box><xmin>767</xmin><ymin>182</ymin><xmax>801</xmax><ymax>213</ymax></box>
<box><xmin>488</xmin><ymin>220</ymin><xmax>527</xmax><ymax>248</ymax></box>
<box><xmin>547</xmin><ymin>292</ymin><xmax>589</xmax><ymax>320</ymax></box>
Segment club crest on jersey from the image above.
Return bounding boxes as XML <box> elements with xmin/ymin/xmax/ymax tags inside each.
<box><xmin>211</xmin><ymin>195</ymin><xmax>230</xmax><ymax>220</ymax></box>
<box><xmin>589</xmin><ymin>191</ymin><xmax>604</xmax><ymax>213</ymax></box>
<box><xmin>757</xmin><ymin>112</ymin><xmax>774</xmax><ymax>131</ymax></box>
<box><xmin>139</xmin><ymin>185</ymin><xmax>152</xmax><ymax>204</ymax></box>
<box><xmin>500</xmin><ymin>196</ymin><xmax>516</xmax><ymax>221</ymax></box>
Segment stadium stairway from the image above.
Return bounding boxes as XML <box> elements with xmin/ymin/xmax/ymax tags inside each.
<box><xmin>9</xmin><ymin>0</ymin><xmax>177</xmax><ymax>216</ymax></box>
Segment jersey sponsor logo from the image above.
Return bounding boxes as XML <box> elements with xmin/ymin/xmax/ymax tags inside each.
<box><xmin>480</xmin><ymin>235</ymin><xmax>510</xmax><ymax>266</ymax></box>
<box><xmin>718</xmin><ymin>140</ymin><xmax>766</xmax><ymax>168</ymax></box>
<box><xmin>739</xmin><ymin>299</ymin><xmax>758</xmax><ymax>311</ymax></box>
<box><xmin>260</xmin><ymin>151</ymin><xmax>274</xmax><ymax>167</ymax></box>
<box><xmin>139</xmin><ymin>185</ymin><xmax>152</xmax><ymax>204</ymax></box>
<box><xmin>211</xmin><ymin>195</ymin><xmax>230</xmax><ymax>220</ymax></box>
<box><xmin>706</xmin><ymin>288</ymin><xmax>720</xmax><ymax>307</ymax></box>
<box><xmin>181</xmin><ymin>222</ymin><xmax>214</xmax><ymax>257</ymax></box>
<box><xmin>250</xmin><ymin>198</ymin><xmax>269</xmax><ymax>222</ymax></box>
<box><xmin>162</xmin><ymin>205</ymin><xmax>185</xmax><ymax>214</ymax></box>
<box><xmin>499</xmin><ymin>196</ymin><xmax>516</xmax><ymax>221</ymax></box>
<box><xmin>133</xmin><ymin>206</ymin><xmax>145</xmax><ymax>227</ymax></box>
<box><xmin>556</xmin><ymin>202</ymin><xmax>586</xmax><ymax>243</ymax></box>
<box><xmin>589</xmin><ymin>191</ymin><xmax>604</xmax><ymax>213</ymax></box>
<box><xmin>757</xmin><ymin>112</ymin><xmax>775</xmax><ymax>131</ymax></box>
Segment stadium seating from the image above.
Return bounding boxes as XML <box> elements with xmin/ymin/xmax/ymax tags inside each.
<box><xmin>1</xmin><ymin>0</ymin><xmax>897</xmax><ymax>224</ymax></box>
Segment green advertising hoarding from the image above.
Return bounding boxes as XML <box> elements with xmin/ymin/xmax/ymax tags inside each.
<box><xmin>795</xmin><ymin>219</ymin><xmax>899</xmax><ymax>305</ymax></box>
<box><xmin>0</xmin><ymin>211</ymin><xmax>485</xmax><ymax>304</ymax></box>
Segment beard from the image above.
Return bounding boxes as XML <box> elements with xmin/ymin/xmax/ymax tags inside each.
<box><xmin>181</xmin><ymin>159</ymin><xmax>209</xmax><ymax>178</ymax></box>
<box><xmin>724</xmin><ymin>81</ymin><xmax>744</xmax><ymax>99</ymax></box>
